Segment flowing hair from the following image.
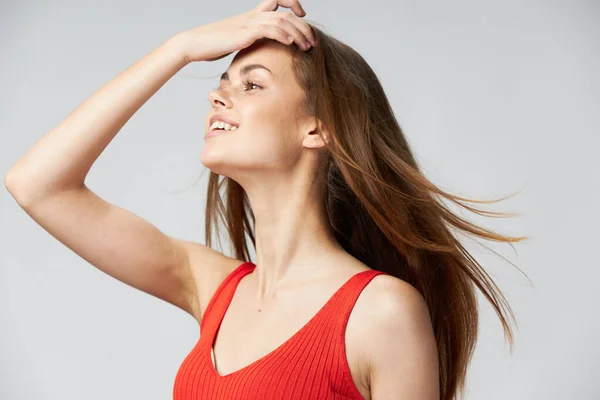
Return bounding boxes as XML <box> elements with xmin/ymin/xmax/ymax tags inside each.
<box><xmin>203</xmin><ymin>24</ymin><xmax>530</xmax><ymax>400</ymax></box>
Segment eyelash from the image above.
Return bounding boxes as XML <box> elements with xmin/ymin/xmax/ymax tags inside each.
<box><xmin>243</xmin><ymin>80</ymin><xmax>262</xmax><ymax>91</ymax></box>
<box><xmin>215</xmin><ymin>80</ymin><xmax>262</xmax><ymax>92</ymax></box>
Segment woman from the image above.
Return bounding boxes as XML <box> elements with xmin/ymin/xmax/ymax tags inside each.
<box><xmin>4</xmin><ymin>0</ymin><xmax>528</xmax><ymax>399</ymax></box>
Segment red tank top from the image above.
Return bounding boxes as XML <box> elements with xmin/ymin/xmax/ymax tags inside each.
<box><xmin>172</xmin><ymin>261</ymin><xmax>386</xmax><ymax>400</ymax></box>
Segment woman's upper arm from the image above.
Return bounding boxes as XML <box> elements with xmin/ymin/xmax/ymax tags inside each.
<box><xmin>10</xmin><ymin>182</ymin><xmax>239</xmax><ymax>323</ymax></box>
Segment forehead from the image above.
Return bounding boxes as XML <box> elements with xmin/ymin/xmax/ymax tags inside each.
<box><xmin>226</xmin><ymin>40</ymin><xmax>294</xmax><ymax>79</ymax></box>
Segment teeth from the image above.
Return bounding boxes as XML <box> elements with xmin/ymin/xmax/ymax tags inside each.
<box><xmin>210</xmin><ymin>120</ymin><xmax>238</xmax><ymax>131</ymax></box>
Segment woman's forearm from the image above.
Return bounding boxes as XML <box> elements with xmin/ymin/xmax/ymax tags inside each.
<box><xmin>5</xmin><ymin>34</ymin><xmax>189</xmax><ymax>205</ymax></box>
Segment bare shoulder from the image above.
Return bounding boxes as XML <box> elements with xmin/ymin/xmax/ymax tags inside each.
<box><xmin>362</xmin><ymin>274</ymin><xmax>431</xmax><ymax>319</ymax></box>
<box><xmin>352</xmin><ymin>273</ymin><xmax>440</xmax><ymax>399</ymax></box>
<box><xmin>354</xmin><ymin>273</ymin><xmax>434</xmax><ymax>342</ymax></box>
<box><xmin>173</xmin><ymin>239</ymin><xmax>246</xmax><ymax>324</ymax></box>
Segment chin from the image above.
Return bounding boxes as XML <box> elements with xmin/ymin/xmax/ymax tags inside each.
<box><xmin>200</xmin><ymin>149</ymin><xmax>246</xmax><ymax>179</ymax></box>
<box><xmin>200</xmin><ymin>144</ymin><xmax>281</xmax><ymax>179</ymax></box>
<box><xmin>200</xmin><ymin>153</ymin><xmax>228</xmax><ymax>175</ymax></box>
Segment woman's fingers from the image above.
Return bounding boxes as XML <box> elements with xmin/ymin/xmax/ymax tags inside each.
<box><xmin>255</xmin><ymin>0</ymin><xmax>306</xmax><ymax>18</ymax></box>
<box><xmin>263</xmin><ymin>11</ymin><xmax>315</xmax><ymax>49</ymax></box>
<box><xmin>252</xmin><ymin>1</ymin><xmax>316</xmax><ymax>51</ymax></box>
<box><xmin>179</xmin><ymin>0</ymin><xmax>312</xmax><ymax>62</ymax></box>
<box><xmin>258</xmin><ymin>24</ymin><xmax>295</xmax><ymax>47</ymax></box>
<box><xmin>277</xmin><ymin>15</ymin><xmax>311</xmax><ymax>49</ymax></box>
<box><xmin>279</xmin><ymin>12</ymin><xmax>316</xmax><ymax>46</ymax></box>
<box><xmin>281</xmin><ymin>0</ymin><xmax>306</xmax><ymax>17</ymax></box>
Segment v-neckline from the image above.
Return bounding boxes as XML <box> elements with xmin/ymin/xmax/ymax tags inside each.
<box><xmin>208</xmin><ymin>263</ymin><xmax>373</xmax><ymax>378</ymax></box>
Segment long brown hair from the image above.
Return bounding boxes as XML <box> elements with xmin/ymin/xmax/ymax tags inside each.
<box><xmin>203</xmin><ymin>24</ymin><xmax>530</xmax><ymax>400</ymax></box>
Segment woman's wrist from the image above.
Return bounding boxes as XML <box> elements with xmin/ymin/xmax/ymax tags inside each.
<box><xmin>166</xmin><ymin>32</ymin><xmax>194</xmax><ymax>66</ymax></box>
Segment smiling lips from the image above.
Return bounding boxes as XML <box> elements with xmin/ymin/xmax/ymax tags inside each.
<box><xmin>206</xmin><ymin>115</ymin><xmax>240</xmax><ymax>139</ymax></box>
<box><xmin>209</xmin><ymin>120</ymin><xmax>238</xmax><ymax>132</ymax></box>
<box><xmin>205</xmin><ymin>121</ymin><xmax>240</xmax><ymax>139</ymax></box>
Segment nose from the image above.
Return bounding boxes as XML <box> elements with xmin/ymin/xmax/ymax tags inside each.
<box><xmin>208</xmin><ymin>88</ymin><xmax>232</xmax><ymax>109</ymax></box>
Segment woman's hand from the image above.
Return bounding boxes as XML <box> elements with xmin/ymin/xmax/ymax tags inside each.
<box><xmin>174</xmin><ymin>0</ymin><xmax>317</xmax><ymax>64</ymax></box>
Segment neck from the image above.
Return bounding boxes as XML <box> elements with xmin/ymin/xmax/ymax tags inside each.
<box><xmin>239</xmin><ymin>166</ymin><xmax>344</xmax><ymax>302</ymax></box>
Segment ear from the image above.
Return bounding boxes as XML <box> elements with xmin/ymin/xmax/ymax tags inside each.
<box><xmin>301</xmin><ymin>118</ymin><xmax>330</xmax><ymax>149</ymax></box>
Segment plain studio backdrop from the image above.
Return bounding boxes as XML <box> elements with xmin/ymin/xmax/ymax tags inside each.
<box><xmin>1</xmin><ymin>0</ymin><xmax>598</xmax><ymax>399</ymax></box>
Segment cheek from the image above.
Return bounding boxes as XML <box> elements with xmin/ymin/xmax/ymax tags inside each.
<box><xmin>255</xmin><ymin>129</ymin><xmax>299</xmax><ymax>163</ymax></box>
<box><xmin>200</xmin><ymin>100</ymin><xmax>303</xmax><ymax>172</ymax></box>
<box><xmin>245</xmin><ymin>110</ymin><xmax>301</xmax><ymax>164</ymax></box>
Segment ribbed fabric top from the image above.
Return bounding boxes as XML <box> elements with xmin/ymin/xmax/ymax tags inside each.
<box><xmin>173</xmin><ymin>261</ymin><xmax>386</xmax><ymax>400</ymax></box>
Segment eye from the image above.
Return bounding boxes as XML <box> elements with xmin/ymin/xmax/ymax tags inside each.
<box><xmin>213</xmin><ymin>81</ymin><xmax>262</xmax><ymax>92</ymax></box>
<box><xmin>243</xmin><ymin>80</ymin><xmax>262</xmax><ymax>91</ymax></box>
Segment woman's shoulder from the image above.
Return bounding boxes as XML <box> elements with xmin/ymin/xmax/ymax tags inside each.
<box><xmin>341</xmin><ymin>258</ymin><xmax>434</xmax><ymax>397</ymax></box>
<box><xmin>334</xmin><ymin>255</ymin><xmax>428</xmax><ymax>335</ymax></box>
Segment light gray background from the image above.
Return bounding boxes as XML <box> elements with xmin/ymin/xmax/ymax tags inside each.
<box><xmin>1</xmin><ymin>0</ymin><xmax>598</xmax><ymax>399</ymax></box>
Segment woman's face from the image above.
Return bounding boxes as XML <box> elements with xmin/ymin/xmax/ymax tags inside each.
<box><xmin>201</xmin><ymin>39</ymin><xmax>315</xmax><ymax>179</ymax></box>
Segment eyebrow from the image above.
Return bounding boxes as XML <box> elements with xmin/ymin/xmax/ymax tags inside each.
<box><xmin>220</xmin><ymin>64</ymin><xmax>272</xmax><ymax>81</ymax></box>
